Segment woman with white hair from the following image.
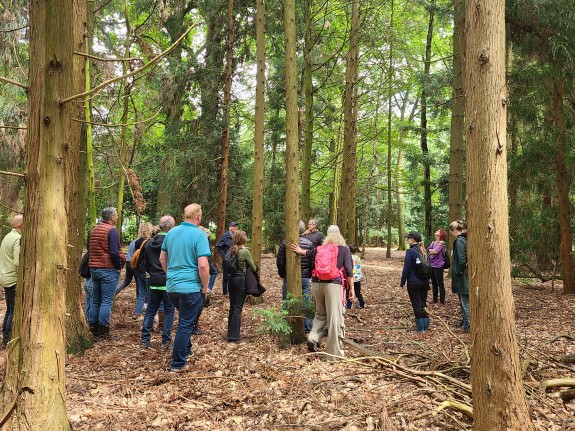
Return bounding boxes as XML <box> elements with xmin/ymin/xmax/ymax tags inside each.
<box><xmin>291</xmin><ymin>225</ymin><xmax>353</xmax><ymax>358</ymax></box>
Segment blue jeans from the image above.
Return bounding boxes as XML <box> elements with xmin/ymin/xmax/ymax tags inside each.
<box><xmin>134</xmin><ymin>275</ymin><xmax>149</xmax><ymax>315</ymax></box>
<box><xmin>208</xmin><ymin>271</ymin><xmax>217</xmax><ymax>291</ymax></box>
<box><xmin>142</xmin><ymin>289</ymin><xmax>174</xmax><ymax>345</ymax></box>
<box><xmin>282</xmin><ymin>277</ymin><xmax>313</xmax><ymax>332</ymax></box>
<box><xmin>84</xmin><ymin>277</ymin><xmax>93</xmax><ymax>320</ymax></box>
<box><xmin>89</xmin><ymin>268</ymin><xmax>120</xmax><ymax>326</ymax></box>
<box><xmin>459</xmin><ymin>293</ymin><xmax>470</xmax><ymax>331</ymax></box>
<box><xmin>2</xmin><ymin>286</ymin><xmax>15</xmax><ymax>346</ymax></box>
<box><xmin>168</xmin><ymin>292</ymin><xmax>203</xmax><ymax>369</ymax></box>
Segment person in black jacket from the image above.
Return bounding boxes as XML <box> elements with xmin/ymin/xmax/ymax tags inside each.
<box><xmin>400</xmin><ymin>231</ymin><xmax>430</xmax><ymax>332</ymax></box>
<box><xmin>140</xmin><ymin>215</ymin><xmax>176</xmax><ymax>349</ymax></box>
<box><xmin>216</xmin><ymin>221</ymin><xmax>238</xmax><ymax>295</ymax></box>
<box><xmin>277</xmin><ymin>221</ymin><xmax>314</xmax><ymax>331</ymax></box>
<box><xmin>303</xmin><ymin>219</ymin><xmax>324</xmax><ymax>248</ymax></box>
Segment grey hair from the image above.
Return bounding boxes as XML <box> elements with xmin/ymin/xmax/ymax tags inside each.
<box><xmin>159</xmin><ymin>215</ymin><xmax>175</xmax><ymax>232</ymax></box>
<box><xmin>308</xmin><ymin>219</ymin><xmax>319</xmax><ymax>228</ymax></box>
<box><xmin>326</xmin><ymin>225</ymin><xmax>340</xmax><ymax>235</ymax></box>
<box><xmin>101</xmin><ymin>207</ymin><xmax>117</xmax><ymax>221</ymax></box>
<box><xmin>299</xmin><ymin>220</ymin><xmax>306</xmax><ymax>235</ymax></box>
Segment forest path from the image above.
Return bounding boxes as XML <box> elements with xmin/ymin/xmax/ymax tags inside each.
<box><xmin>6</xmin><ymin>247</ymin><xmax>574</xmax><ymax>430</ymax></box>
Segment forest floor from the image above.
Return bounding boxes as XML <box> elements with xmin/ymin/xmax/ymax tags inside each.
<box><xmin>2</xmin><ymin>247</ymin><xmax>575</xmax><ymax>430</ymax></box>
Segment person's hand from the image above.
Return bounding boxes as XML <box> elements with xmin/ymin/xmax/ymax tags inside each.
<box><xmin>302</xmin><ymin>229</ymin><xmax>311</xmax><ymax>235</ymax></box>
<box><xmin>291</xmin><ymin>243</ymin><xmax>303</xmax><ymax>254</ymax></box>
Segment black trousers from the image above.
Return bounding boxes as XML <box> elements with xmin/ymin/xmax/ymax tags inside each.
<box><xmin>227</xmin><ymin>274</ymin><xmax>246</xmax><ymax>341</ymax></box>
<box><xmin>407</xmin><ymin>280</ymin><xmax>429</xmax><ymax>319</ymax></box>
<box><xmin>431</xmin><ymin>268</ymin><xmax>445</xmax><ymax>303</ymax></box>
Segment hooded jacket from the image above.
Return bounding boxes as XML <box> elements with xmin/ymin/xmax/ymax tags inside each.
<box><xmin>451</xmin><ymin>232</ymin><xmax>468</xmax><ymax>294</ymax></box>
<box><xmin>143</xmin><ymin>233</ymin><xmax>167</xmax><ymax>286</ymax></box>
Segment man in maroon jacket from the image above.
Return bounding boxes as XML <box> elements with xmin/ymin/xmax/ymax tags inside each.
<box><xmin>88</xmin><ymin>207</ymin><xmax>125</xmax><ymax>337</ymax></box>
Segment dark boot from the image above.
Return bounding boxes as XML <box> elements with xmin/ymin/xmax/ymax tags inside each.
<box><xmin>89</xmin><ymin>323</ymin><xmax>99</xmax><ymax>337</ymax></box>
<box><xmin>422</xmin><ymin>317</ymin><xmax>430</xmax><ymax>331</ymax></box>
<box><xmin>98</xmin><ymin>324</ymin><xmax>110</xmax><ymax>338</ymax></box>
<box><xmin>415</xmin><ymin>318</ymin><xmax>425</xmax><ymax>332</ymax></box>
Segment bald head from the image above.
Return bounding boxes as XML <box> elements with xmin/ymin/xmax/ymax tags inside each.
<box><xmin>159</xmin><ymin>215</ymin><xmax>175</xmax><ymax>232</ymax></box>
<box><xmin>11</xmin><ymin>214</ymin><xmax>23</xmax><ymax>230</ymax></box>
<box><xmin>183</xmin><ymin>204</ymin><xmax>202</xmax><ymax>224</ymax></box>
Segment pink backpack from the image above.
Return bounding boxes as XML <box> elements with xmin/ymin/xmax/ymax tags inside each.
<box><xmin>312</xmin><ymin>243</ymin><xmax>340</xmax><ymax>281</ymax></box>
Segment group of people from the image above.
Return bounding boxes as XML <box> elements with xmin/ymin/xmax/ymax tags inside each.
<box><xmin>400</xmin><ymin>220</ymin><xmax>469</xmax><ymax>333</ymax></box>
<box><xmin>0</xmin><ymin>206</ymin><xmax>468</xmax><ymax>365</ymax></box>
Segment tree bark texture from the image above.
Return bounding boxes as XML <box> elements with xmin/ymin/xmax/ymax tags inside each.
<box><xmin>338</xmin><ymin>0</ymin><xmax>360</xmax><ymax>243</ymax></box>
<box><xmin>464</xmin><ymin>0</ymin><xmax>534</xmax><ymax>429</ymax></box>
<box><xmin>301</xmin><ymin>0</ymin><xmax>314</xmax><ymax>225</ymax></box>
<box><xmin>420</xmin><ymin>0</ymin><xmax>435</xmax><ymax>240</ymax></box>
<box><xmin>116</xmin><ymin>0</ymin><xmax>132</xmax><ymax>241</ymax></box>
<box><xmin>284</xmin><ymin>0</ymin><xmax>304</xmax><ymax>343</ymax></box>
<box><xmin>66</xmin><ymin>0</ymin><xmax>92</xmax><ymax>355</ymax></box>
<box><xmin>0</xmin><ymin>1</ymin><xmax>74</xmax><ymax>429</ymax></box>
<box><xmin>550</xmin><ymin>78</ymin><xmax>575</xmax><ymax>294</ymax></box>
<box><xmin>251</xmin><ymin>0</ymin><xmax>266</xmax><ymax>269</ymax></box>
<box><xmin>386</xmin><ymin>0</ymin><xmax>394</xmax><ymax>258</ymax></box>
<box><xmin>448</xmin><ymin>0</ymin><xmax>465</xmax><ymax>228</ymax></box>
<box><xmin>216</xmin><ymin>0</ymin><xmax>234</xmax><ymax>257</ymax></box>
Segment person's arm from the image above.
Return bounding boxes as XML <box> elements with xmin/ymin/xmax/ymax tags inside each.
<box><xmin>428</xmin><ymin>243</ymin><xmax>439</xmax><ymax>255</ymax></box>
<box><xmin>454</xmin><ymin>239</ymin><xmax>467</xmax><ymax>275</ymax></box>
<box><xmin>400</xmin><ymin>249</ymin><xmax>413</xmax><ymax>287</ymax></box>
<box><xmin>241</xmin><ymin>249</ymin><xmax>257</xmax><ymax>272</ymax></box>
<box><xmin>13</xmin><ymin>237</ymin><xmax>21</xmax><ymax>268</ymax></box>
<box><xmin>198</xmin><ymin>256</ymin><xmax>209</xmax><ymax>293</ymax></box>
<box><xmin>160</xmin><ymin>250</ymin><xmax>168</xmax><ymax>273</ymax></box>
<box><xmin>291</xmin><ymin>243</ymin><xmax>313</xmax><ymax>258</ymax></box>
<box><xmin>108</xmin><ymin>229</ymin><xmax>122</xmax><ymax>269</ymax></box>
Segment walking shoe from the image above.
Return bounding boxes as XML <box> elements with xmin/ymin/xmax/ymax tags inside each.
<box><xmin>307</xmin><ymin>340</ymin><xmax>319</xmax><ymax>352</ymax></box>
<box><xmin>140</xmin><ymin>341</ymin><xmax>150</xmax><ymax>349</ymax></box>
<box><xmin>169</xmin><ymin>364</ymin><xmax>188</xmax><ymax>373</ymax></box>
<box><xmin>192</xmin><ymin>328</ymin><xmax>204</xmax><ymax>335</ymax></box>
<box><xmin>161</xmin><ymin>341</ymin><xmax>173</xmax><ymax>350</ymax></box>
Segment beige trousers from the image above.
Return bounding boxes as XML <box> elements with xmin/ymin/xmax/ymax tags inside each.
<box><xmin>308</xmin><ymin>281</ymin><xmax>345</xmax><ymax>357</ymax></box>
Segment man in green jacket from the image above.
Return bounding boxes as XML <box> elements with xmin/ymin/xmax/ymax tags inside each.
<box><xmin>0</xmin><ymin>214</ymin><xmax>23</xmax><ymax>347</ymax></box>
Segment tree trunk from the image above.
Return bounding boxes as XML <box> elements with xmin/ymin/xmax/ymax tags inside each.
<box><xmin>301</xmin><ymin>0</ymin><xmax>314</xmax><ymax>224</ymax></box>
<box><xmin>386</xmin><ymin>0</ymin><xmax>394</xmax><ymax>258</ymax></box>
<box><xmin>84</xmin><ymin>1</ymin><xmax>96</xmax><ymax>229</ymax></box>
<box><xmin>284</xmin><ymin>0</ymin><xmax>304</xmax><ymax>343</ymax></box>
<box><xmin>116</xmin><ymin>0</ymin><xmax>132</xmax><ymax>241</ymax></box>
<box><xmin>0</xmin><ymin>1</ymin><xmax>75</xmax><ymax>428</ymax></box>
<box><xmin>551</xmin><ymin>78</ymin><xmax>575</xmax><ymax>294</ymax></box>
<box><xmin>420</xmin><ymin>0</ymin><xmax>435</xmax><ymax>240</ymax></box>
<box><xmin>66</xmin><ymin>0</ymin><xmax>92</xmax><ymax>355</ymax></box>
<box><xmin>338</xmin><ymin>0</ymin><xmax>360</xmax><ymax>243</ymax></box>
<box><xmin>251</xmin><ymin>0</ymin><xmax>266</xmax><ymax>270</ymax></box>
<box><xmin>448</xmin><ymin>0</ymin><xmax>465</xmax><ymax>229</ymax></box>
<box><xmin>464</xmin><ymin>0</ymin><xmax>534</xmax><ymax>428</ymax></box>
<box><xmin>215</xmin><ymin>0</ymin><xmax>234</xmax><ymax>256</ymax></box>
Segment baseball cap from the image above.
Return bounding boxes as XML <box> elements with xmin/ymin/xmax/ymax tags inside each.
<box><xmin>405</xmin><ymin>231</ymin><xmax>422</xmax><ymax>242</ymax></box>
<box><xmin>229</xmin><ymin>221</ymin><xmax>238</xmax><ymax>227</ymax></box>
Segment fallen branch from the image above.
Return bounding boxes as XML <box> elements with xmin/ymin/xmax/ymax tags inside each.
<box><xmin>434</xmin><ymin>400</ymin><xmax>473</xmax><ymax>419</ymax></box>
<box><xmin>540</xmin><ymin>378</ymin><xmax>575</xmax><ymax>392</ymax></box>
<box><xmin>513</xmin><ymin>264</ymin><xmax>561</xmax><ymax>282</ymax></box>
<box><xmin>547</xmin><ymin>334</ymin><xmax>575</xmax><ymax>344</ymax></box>
<box><xmin>0</xmin><ymin>170</ymin><xmax>25</xmax><ymax>179</ymax></box>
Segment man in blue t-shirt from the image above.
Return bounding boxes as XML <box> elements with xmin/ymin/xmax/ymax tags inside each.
<box><xmin>160</xmin><ymin>203</ymin><xmax>211</xmax><ymax>372</ymax></box>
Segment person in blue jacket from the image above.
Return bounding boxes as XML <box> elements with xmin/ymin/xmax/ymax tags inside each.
<box><xmin>400</xmin><ymin>231</ymin><xmax>430</xmax><ymax>332</ymax></box>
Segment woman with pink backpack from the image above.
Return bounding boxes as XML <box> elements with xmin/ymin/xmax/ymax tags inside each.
<box><xmin>291</xmin><ymin>225</ymin><xmax>353</xmax><ymax>359</ymax></box>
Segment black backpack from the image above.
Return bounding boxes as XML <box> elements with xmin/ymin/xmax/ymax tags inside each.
<box><xmin>222</xmin><ymin>250</ymin><xmax>238</xmax><ymax>274</ymax></box>
<box><xmin>413</xmin><ymin>248</ymin><xmax>433</xmax><ymax>278</ymax></box>
<box><xmin>443</xmin><ymin>247</ymin><xmax>451</xmax><ymax>270</ymax></box>
<box><xmin>79</xmin><ymin>251</ymin><xmax>91</xmax><ymax>279</ymax></box>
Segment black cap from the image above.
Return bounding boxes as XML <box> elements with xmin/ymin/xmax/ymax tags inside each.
<box><xmin>229</xmin><ymin>221</ymin><xmax>238</xmax><ymax>227</ymax></box>
<box><xmin>405</xmin><ymin>231</ymin><xmax>422</xmax><ymax>242</ymax></box>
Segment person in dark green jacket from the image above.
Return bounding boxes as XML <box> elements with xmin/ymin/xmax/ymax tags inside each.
<box><xmin>449</xmin><ymin>220</ymin><xmax>469</xmax><ymax>332</ymax></box>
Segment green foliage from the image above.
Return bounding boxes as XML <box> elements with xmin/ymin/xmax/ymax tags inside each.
<box><xmin>253</xmin><ymin>308</ymin><xmax>292</xmax><ymax>348</ymax></box>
